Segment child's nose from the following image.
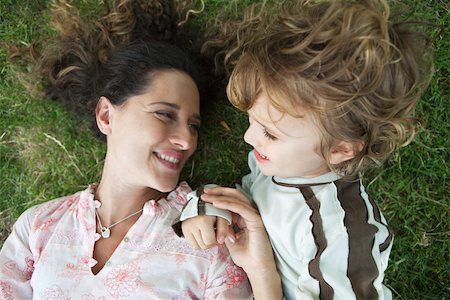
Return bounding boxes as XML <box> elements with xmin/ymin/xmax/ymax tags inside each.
<box><xmin>244</xmin><ymin>125</ymin><xmax>258</xmax><ymax>147</ymax></box>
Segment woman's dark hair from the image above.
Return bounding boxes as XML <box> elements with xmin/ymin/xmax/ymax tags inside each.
<box><xmin>4</xmin><ymin>0</ymin><xmax>202</xmax><ymax>131</ymax></box>
<box><xmin>101</xmin><ymin>41</ymin><xmax>199</xmax><ymax>106</ymax></box>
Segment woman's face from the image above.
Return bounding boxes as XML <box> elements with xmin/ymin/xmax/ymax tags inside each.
<box><xmin>100</xmin><ymin>70</ymin><xmax>200</xmax><ymax>192</ymax></box>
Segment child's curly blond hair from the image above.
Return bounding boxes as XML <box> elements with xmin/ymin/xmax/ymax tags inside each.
<box><xmin>205</xmin><ymin>0</ymin><xmax>434</xmax><ymax>178</ymax></box>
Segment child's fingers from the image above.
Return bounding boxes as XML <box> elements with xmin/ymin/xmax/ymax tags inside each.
<box><xmin>181</xmin><ymin>220</ymin><xmax>198</xmax><ymax>247</ymax></box>
<box><xmin>199</xmin><ymin>227</ymin><xmax>218</xmax><ymax>249</ymax></box>
<box><xmin>215</xmin><ymin>217</ymin><xmax>230</xmax><ymax>244</ymax></box>
<box><xmin>192</xmin><ymin>229</ymin><xmax>208</xmax><ymax>249</ymax></box>
<box><xmin>184</xmin><ymin>232</ymin><xmax>201</xmax><ymax>250</ymax></box>
<box><xmin>182</xmin><ymin>215</ymin><xmax>219</xmax><ymax>249</ymax></box>
<box><xmin>182</xmin><ymin>218</ymin><xmax>211</xmax><ymax>249</ymax></box>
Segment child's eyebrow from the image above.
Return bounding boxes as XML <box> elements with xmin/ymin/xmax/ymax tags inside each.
<box><xmin>252</xmin><ymin>115</ymin><xmax>280</xmax><ymax>135</ymax></box>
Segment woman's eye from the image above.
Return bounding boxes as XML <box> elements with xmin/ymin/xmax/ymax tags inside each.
<box><xmin>154</xmin><ymin>111</ymin><xmax>176</xmax><ymax>121</ymax></box>
<box><xmin>189</xmin><ymin>123</ymin><xmax>200</xmax><ymax>133</ymax></box>
<box><xmin>263</xmin><ymin>129</ymin><xmax>277</xmax><ymax>140</ymax></box>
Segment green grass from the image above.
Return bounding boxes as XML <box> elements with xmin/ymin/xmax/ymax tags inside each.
<box><xmin>0</xmin><ymin>0</ymin><xmax>448</xmax><ymax>298</ymax></box>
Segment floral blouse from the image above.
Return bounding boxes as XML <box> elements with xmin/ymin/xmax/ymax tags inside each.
<box><xmin>0</xmin><ymin>182</ymin><xmax>252</xmax><ymax>299</ymax></box>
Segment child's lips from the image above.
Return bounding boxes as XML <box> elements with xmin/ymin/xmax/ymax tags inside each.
<box><xmin>254</xmin><ymin>149</ymin><xmax>269</xmax><ymax>162</ymax></box>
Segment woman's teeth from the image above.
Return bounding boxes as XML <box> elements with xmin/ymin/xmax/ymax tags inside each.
<box><xmin>158</xmin><ymin>154</ymin><xmax>180</xmax><ymax>164</ymax></box>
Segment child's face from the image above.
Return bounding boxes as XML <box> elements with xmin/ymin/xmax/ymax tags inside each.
<box><xmin>243</xmin><ymin>92</ymin><xmax>329</xmax><ymax>178</ymax></box>
<box><xmin>102</xmin><ymin>70</ymin><xmax>200</xmax><ymax>192</ymax></box>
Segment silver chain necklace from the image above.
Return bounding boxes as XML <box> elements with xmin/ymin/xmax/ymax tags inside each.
<box><xmin>95</xmin><ymin>206</ymin><xmax>144</xmax><ymax>239</ymax></box>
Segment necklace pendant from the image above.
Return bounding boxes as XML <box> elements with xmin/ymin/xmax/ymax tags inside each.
<box><xmin>101</xmin><ymin>227</ymin><xmax>111</xmax><ymax>238</ymax></box>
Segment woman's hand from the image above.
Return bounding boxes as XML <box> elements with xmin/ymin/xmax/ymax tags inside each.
<box><xmin>202</xmin><ymin>187</ymin><xmax>283</xmax><ymax>299</ymax></box>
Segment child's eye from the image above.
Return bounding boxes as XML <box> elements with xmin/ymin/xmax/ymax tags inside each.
<box><xmin>263</xmin><ymin>129</ymin><xmax>277</xmax><ymax>140</ymax></box>
<box><xmin>154</xmin><ymin>111</ymin><xmax>176</xmax><ymax>121</ymax></box>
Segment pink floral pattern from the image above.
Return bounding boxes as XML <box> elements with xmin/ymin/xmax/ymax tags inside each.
<box><xmin>36</xmin><ymin>218</ymin><xmax>58</xmax><ymax>231</ymax></box>
<box><xmin>217</xmin><ymin>244</ymin><xmax>231</xmax><ymax>263</ymax></box>
<box><xmin>3</xmin><ymin>261</ymin><xmax>16</xmax><ymax>272</ymax></box>
<box><xmin>105</xmin><ymin>262</ymin><xmax>141</xmax><ymax>299</ymax></box>
<box><xmin>40</xmin><ymin>286</ymin><xmax>71</xmax><ymax>300</ymax></box>
<box><xmin>192</xmin><ymin>273</ymin><xmax>207</xmax><ymax>294</ymax></box>
<box><xmin>172</xmin><ymin>182</ymin><xmax>190</xmax><ymax>204</ymax></box>
<box><xmin>225</xmin><ymin>265</ymin><xmax>248</xmax><ymax>289</ymax></box>
<box><xmin>22</xmin><ymin>256</ymin><xmax>34</xmax><ymax>280</ymax></box>
<box><xmin>69</xmin><ymin>193</ymin><xmax>90</xmax><ymax>218</ymax></box>
<box><xmin>0</xmin><ymin>280</ymin><xmax>13</xmax><ymax>300</ymax></box>
<box><xmin>0</xmin><ymin>184</ymin><xmax>252</xmax><ymax>299</ymax></box>
<box><xmin>174</xmin><ymin>253</ymin><xmax>187</xmax><ymax>266</ymax></box>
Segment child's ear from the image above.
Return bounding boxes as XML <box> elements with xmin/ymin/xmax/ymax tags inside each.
<box><xmin>95</xmin><ymin>96</ymin><xmax>114</xmax><ymax>135</ymax></box>
<box><xmin>329</xmin><ymin>141</ymin><xmax>364</xmax><ymax>165</ymax></box>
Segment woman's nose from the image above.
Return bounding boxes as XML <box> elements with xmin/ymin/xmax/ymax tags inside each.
<box><xmin>170</xmin><ymin>126</ymin><xmax>197</xmax><ymax>151</ymax></box>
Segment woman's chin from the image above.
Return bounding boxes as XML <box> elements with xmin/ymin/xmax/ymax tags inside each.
<box><xmin>152</xmin><ymin>179</ymin><xmax>179</xmax><ymax>193</ymax></box>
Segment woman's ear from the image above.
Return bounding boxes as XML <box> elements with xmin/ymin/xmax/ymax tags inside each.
<box><xmin>95</xmin><ymin>96</ymin><xmax>113</xmax><ymax>135</ymax></box>
<box><xmin>329</xmin><ymin>141</ymin><xmax>364</xmax><ymax>165</ymax></box>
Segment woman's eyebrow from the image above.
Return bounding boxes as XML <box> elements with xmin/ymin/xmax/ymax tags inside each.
<box><xmin>191</xmin><ymin>114</ymin><xmax>201</xmax><ymax>123</ymax></box>
<box><xmin>147</xmin><ymin>101</ymin><xmax>179</xmax><ymax>109</ymax></box>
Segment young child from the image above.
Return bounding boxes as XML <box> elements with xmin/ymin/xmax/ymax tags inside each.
<box><xmin>181</xmin><ymin>0</ymin><xmax>433</xmax><ymax>299</ymax></box>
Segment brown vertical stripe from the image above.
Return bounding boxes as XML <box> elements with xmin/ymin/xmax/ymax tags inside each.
<box><xmin>335</xmin><ymin>180</ymin><xmax>380</xmax><ymax>299</ymax></box>
<box><xmin>366</xmin><ymin>195</ymin><xmax>393</xmax><ymax>252</ymax></box>
<box><xmin>379</xmin><ymin>234</ymin><xmax>393</xmax><ymax>253</ymax></box>
<box><xmin>299</xmin><ymin>186</ymin><xmax>334</xmax><ymax>300</ymax></box>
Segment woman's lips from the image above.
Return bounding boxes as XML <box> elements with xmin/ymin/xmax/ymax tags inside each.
<box><xmin>155</xmin><ymin>151</ymin><xmax>183</xmax><ymax>171</ymax></box>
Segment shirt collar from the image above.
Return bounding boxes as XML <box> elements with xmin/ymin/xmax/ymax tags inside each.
<box><xmin>272</xmin><ymin>171</ymin><xmax>341</xmax><ymax>188</ymax></box>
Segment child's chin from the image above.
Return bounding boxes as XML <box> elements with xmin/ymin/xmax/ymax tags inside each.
<box><xmin>258</xmin><ymin>167</ymin><xmax>276</xmax><ymax>177</ymax></box>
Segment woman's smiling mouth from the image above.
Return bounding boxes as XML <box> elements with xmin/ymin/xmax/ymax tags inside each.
<box><xmin>155</xmin><ymin>151</ymin><xmax>183</xmax><ymax>170</ymax></box>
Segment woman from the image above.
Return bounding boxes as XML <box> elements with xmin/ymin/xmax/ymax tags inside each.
<box><xmin>0</xmin><ymin>1</ymin><xmax>251</xmax><ymax>299</ymax></box>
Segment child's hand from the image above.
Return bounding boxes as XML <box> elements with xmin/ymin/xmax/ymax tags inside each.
<box><xmin>201</xmin><ymin>187</ymin><xmax>277</xmax><ymax>276</ymax></box>
<box><xmin>181</xmin><ymin>215</ymin><xmax>230</xmax><ymax>249</ymax></box>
